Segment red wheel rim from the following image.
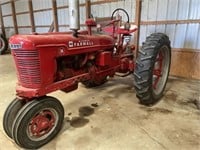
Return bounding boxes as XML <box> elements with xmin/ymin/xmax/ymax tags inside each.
<box><xmin>153</xmin><ymin>51</ymin><xmax>163</xmax><ymax>89</ymax></box>
<box><xmin>152</xmin><ymin>45</ymin><xmax>170</xmax><ymax>95</ymax></box>
<box><xmin>28</xmin><ymin>109</ymin><xmax>58</xmax><ymax>140</ymax></box>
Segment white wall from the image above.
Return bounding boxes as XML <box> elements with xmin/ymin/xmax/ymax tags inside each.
<box><xmin>90</xmin><ymin>0</ymin><xmax>200</xmax><ymax>49</ymax></box>
<box><xmin>139</xmin><ymin>0</ymin><xmax>200</xmax><ymax>49</ymax></box>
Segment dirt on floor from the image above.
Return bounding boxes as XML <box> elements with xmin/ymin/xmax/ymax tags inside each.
<box><xmin>0</xmin><ymin>54</ymin><xmax>199</xmax><ymax>150</ymax></box>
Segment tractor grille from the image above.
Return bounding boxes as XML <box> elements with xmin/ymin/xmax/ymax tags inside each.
<box><xmin>13</xmin><ymin>50</ymin><xmax>41</xmax><ymax>87</ymax></box>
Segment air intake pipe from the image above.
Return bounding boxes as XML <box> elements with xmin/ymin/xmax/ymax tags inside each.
<box><xmin>69</xmin><ymin>0</ymin><xmax>80</xmax><ymax>37</ymax></box>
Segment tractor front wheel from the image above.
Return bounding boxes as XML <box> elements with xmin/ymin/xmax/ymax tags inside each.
<box><xmin>134</xmin><ymin>33</ymin><xmax>171</xmax><ymax>105</ymax></box>
<box><xmin>3</xmin><ymin>98</ymin><xmax>26</xmax><ymax>138</ymax></box>
<box><xmin>12</xmin><ymin>96</ymin><xmax>64</xmax><ymax>149</ymax></box>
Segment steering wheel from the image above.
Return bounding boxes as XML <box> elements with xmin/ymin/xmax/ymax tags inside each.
<box><xmin>111</xmin><ymin>8</ymin><xmax>130</xmax><ymax>23</ymax></box>
<box><xmin>102</xmin><ymin>8</ymin><xmax>130</xmax><ymax>36</ymax></box>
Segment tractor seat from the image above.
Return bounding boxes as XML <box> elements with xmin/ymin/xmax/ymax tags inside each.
<box><xmin>117</xmin><ymin>24</ymin><xmax>138</xmax><ymax>35</ymax></box>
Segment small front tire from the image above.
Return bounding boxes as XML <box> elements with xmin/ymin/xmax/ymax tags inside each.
<box><xmin>3</xmin><ymin>98</ymin><xmax>26</xmax><ymax>138</ymax></box>
<box><xmin>12</xmin><ymin>96</ymin><xmax>64</xmax><ymax>149</ymax></box>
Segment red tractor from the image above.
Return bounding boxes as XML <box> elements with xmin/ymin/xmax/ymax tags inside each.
<box><xmin>3</xmin><ymin>1</ymin><xmax>171</xmax><ymax>149</ymax></box>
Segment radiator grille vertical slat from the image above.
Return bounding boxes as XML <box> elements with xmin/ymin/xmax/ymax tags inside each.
<box><xmin>13</xmin><ymin>50</ymin><xmax>41</xmax><ymax>87</ymax></box>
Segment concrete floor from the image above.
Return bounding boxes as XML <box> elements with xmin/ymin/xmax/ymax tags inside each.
<box><xmin>0</xmin><ymin>54</ymin><xmax>199</xmax><ymax>150</ymax></box>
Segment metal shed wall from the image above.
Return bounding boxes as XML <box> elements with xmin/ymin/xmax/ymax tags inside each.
<box><xmin>0</xmin><ymin>0</ymin><xmax>87</xmax><ymax>35</ymax></box>
<box><xmin>0</xmin><ymin>0</ymin><xmax>199</xmax><ymax>79</ymax></box>
<box><xmin>1</xmin><ymin>0</ymin><xmax>199</xmax><ymax>49</ymax></box>
<box><xmin>90</xmin><ymin>0</ymin><xmax>200</xmax><ymax>50</ymax></box>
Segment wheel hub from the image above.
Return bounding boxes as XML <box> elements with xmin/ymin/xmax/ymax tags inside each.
<box><xmin>153</xmin><ymin>51</ymin><xmax>163</xmax><ymax>89</ymax></box>
<box><xmin>30</xmin><ymin>110</ymin><xmax>55</xmax><ymax>137</ymax></box>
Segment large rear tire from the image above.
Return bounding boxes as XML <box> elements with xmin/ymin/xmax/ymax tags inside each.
<box><xmin>134</xmin><ymin>33</ymin><xmax>171</xmax><ymax>105</ymax></box>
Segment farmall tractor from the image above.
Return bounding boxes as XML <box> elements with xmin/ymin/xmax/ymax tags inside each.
<box><xmin>3</xmin><ymin>0</ymin><xmax>171</xmax><ymax>149</ymax></box>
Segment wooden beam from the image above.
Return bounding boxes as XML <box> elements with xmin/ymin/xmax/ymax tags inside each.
<box><xmin>134</xmin><ymin>0</ymin><xmax>142</xmax><ymax>57</ymax></box>
<box><xmin>85</xmin><ymin>0</ymin><xmax>91</xmax><ymax>19</ymax></box>
<box><xmin>10</xmin><ymin>0</ymin><xmax>18</xmax><ymax>34</ymax></box>
<box><xmin>3</xmin><ymin>24</ymin><xmax>86</xmax><ymax>29</ymax></box>
<box><xmin>140</xmin><ymin>19</ymin><xmax>200</xmax><ymax>25</ymax></box>
<box><xmin>0</xmin><ymin>4</ymin><xmax>6</xmax><ymax>37</ymax></box>
<box><xmin>0</xmin><ymin>0</ymin><xmax>20</xmax><ymax>5</ymax></box>
<box><xmin>52</xmin><ymin>0</ymin><xmax>58</xmax><ymax>32</ymax></box>
<box><xmin>28</xmin><ymin>0</ymin><xmax>35</xmax><ymax>32</ymax></box>
<box><xmin>91</xmin><ymin>0</ymin><xmax>119</xmax><ymax>5</ymax></box>
<box><xmin>0</xmin><ymin>1</ymin><xmax>11</xmax><ymax>5</ymax></box>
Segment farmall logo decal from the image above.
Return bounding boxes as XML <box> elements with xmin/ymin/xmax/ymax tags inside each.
<box><xmin>68</xmin><ymin>40</ymin><xmax>94</xmax><ymax>48</ymax></box>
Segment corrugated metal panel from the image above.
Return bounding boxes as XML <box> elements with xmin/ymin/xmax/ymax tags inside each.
<box><xmin>15</xmin><ymin>0</ymin><xmax>28</xmax><ymax>13</ymax></box>
<box><xmin>156</xmin><ymin>0</ymin><xmax>168</xmax><ymax>21</ymax></box>
<box><xmin>1</xmin><ymin>1</ymin><xmax>14</xmax><ymax>38</ymax></box>
<box><xmin>32</xmin><ymin>0</ymin><xmax>52</xmax><ymax>10</ymax></box>
<box><xmin>184</xmin><ymin>23</ymin><xmax>199</xmax><ymax>49</ymax></box>
<box><xmin>80</xmin><ymin>5</ymin><xmax>86</xmax><ymax>24</ymax></box>
<box><xmin>140</xmin><ymin>0</ymin><xmax>200</xmax><ymax>50</ymax></box>
<box><xmin>36</xmin><ymin>27</ymin><xmax>49</xmax><ymax>33</ymax></box>
<box><xmin>146</xmin><ymin>0</ymin><xmax>158</xmax><ymax>21</ymax></box>
<box><xmin>16</xmin><ymin>14</ymin><xmax>30</xmax><ymax>26</ymax></box>
<box><xmin>91</xmin><ymin>0</ymin><xmax>135</xmax><ymax>21</ymax></box>
<box><xmin>18</xmin><ymin>28</ymin><xmax>32</xmax><ymax>34</ymax></box>
<box><xmin>56</xmin><ymin>0</ymin><xmax>68</xmax><ymax>7</ymax></box>
<box><xmin>34</xmin><ymin>11</ymin><xmax>53</xmax><ymax>26</ymax></box>
<box><xmin>1</xmin><ymin>3</ymin><xmax>11</xmax><ymax>16</ymax></box>
<box><xmin>32</xmin><ymin>0</ymin><xmax>52</xmax><ymax>33</ymax></box>
<box><xmin>59</xmin><ymin>26</ymin><xmax>69</xmax><ymax>32</ymax></box>
<box><xmin>3</xmin><ymin>16</ymin><xmax>13</xmax><ymax>27</ymax></box>
<box><xmin>58</xmin><ymin>9</ymin><xmax>69</xmax><ymax>25</ymax></box>
<box><xmin>189</xmin><ymin>0</ymin><xmax>200</xmax><ymax>20</ymax></box>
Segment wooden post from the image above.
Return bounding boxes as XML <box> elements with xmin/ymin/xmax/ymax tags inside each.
<box><xmin>85</xmin><ymin>0</ymin><xmax>91</xmax><ymax>19</ymax></box>
<box><xmin>0</xmin><ymin>4</ymin><xmax>6</xmax><ymax>37</ymax></box>
<box><xmin>28</xmin><ymin>0</ymin><xmax>35</xmax><ymax>32</ymax></box>
<box><xmin>134</xmin><ymin>0</ymin><xmax>142</xmax><ymax>57</ymax></box>
<box><xmin>52</xmin><ymin>0</ymin><xmax>58</xmax><ymax>32</ymax></box>
<box><xmin>10</xmin><ymin>0</ymin><xmax>18</xmax><ymax>34</ymax></box>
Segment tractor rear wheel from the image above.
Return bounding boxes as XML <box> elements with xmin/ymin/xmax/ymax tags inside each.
<box><xmin>0</xmin><ymin>34</ymin><xmax>8</xmax><ymax>54</ymax></box>
<box><xmin>12</xmin><ymin>96</ymin><xmax>64</xmax><ymax>149</ymax></box>
<box><xmin>134</xmin><ymin>33</ymin><xmax>171</xmax><ymax>105</ymax></box>
<box><xmin>3</xmin><ymin>98</ymin><xmax>26</xmax><ymax>138</ymax></box>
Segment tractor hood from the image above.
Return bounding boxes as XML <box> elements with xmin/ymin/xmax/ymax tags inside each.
<box><xmin>9</xmin><ymin>32</ymin><xmax>115</xmax><ymax>51</ymax></box>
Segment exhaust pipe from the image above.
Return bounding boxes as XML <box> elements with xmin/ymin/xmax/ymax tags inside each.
<box><xmin>69</xmin><ymin>0</ymin><xmax>80</xmax><ymax>37</ymax></box>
